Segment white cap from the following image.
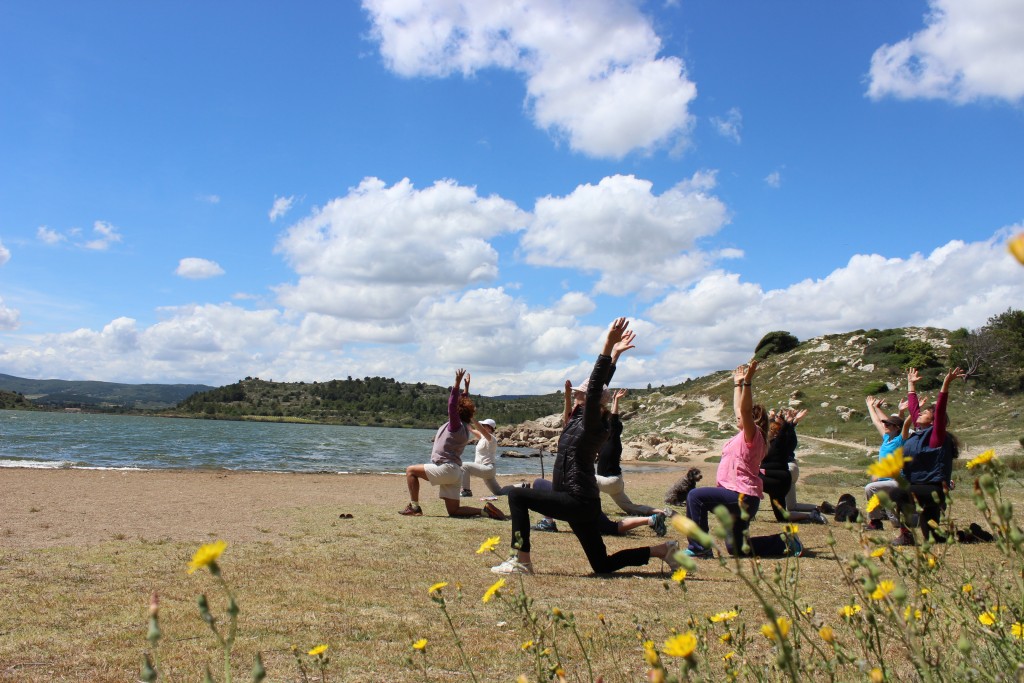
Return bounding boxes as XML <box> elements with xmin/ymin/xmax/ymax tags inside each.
<box><xmin>480</xmin><ymin>418</ymin><xmax>496</xmax><ymax>429</ymax></box>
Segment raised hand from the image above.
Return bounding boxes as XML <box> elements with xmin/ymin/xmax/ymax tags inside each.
<box><xmin>942</xmin><ymin>366</ymin><xmax>966</xmax><ymax>391</ymax></box>
<box><xmin>614</xmin><ymin>388</ymin><xmax>628</xmax><ymax>400</ymax></box>
<box><xmin>733</xmin><ymin>364</ymin><xmax>748</xmax><ymax>384</ymax></box>
<box><xmin>463</xmin><ymin>372</ymin><xmax>471</xmax><ymax>394</ymax></box>
<box><xmin>907</xmin><ymin>367</ymin><xmax>921</xmax><ymax>388</ymax></box>
<box><xmin>611</xmin><ymin>330</ymin><xmax>636</xmax><ymax>361</ymax></box>
<box><xmin>744</xmin><ymin>359</ymin><xmax>759</xmax><ymax>383</ymax></box>
<box><xmin>454</xmin><ymin>368</ymin><xmax>467</xmax><ymax>391</ymax></box>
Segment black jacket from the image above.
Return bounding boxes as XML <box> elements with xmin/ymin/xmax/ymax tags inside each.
<box><xmin>552</xmin><ymin>354</ymin><xmax>614</xmax><ymax>501</ymax></box>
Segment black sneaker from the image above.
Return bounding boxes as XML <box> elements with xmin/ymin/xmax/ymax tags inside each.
<box><xmin>460</xmin><ymin>489</ymin><xmax>473</xmax><ymax>498</ymax></box>
<box><xmin>531</xmin><ymin>518</ymin><xmax>558</xmax><ymax>532</ymax></box>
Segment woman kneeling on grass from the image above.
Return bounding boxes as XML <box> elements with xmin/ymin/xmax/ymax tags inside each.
<box><xmin>400</xmin><ymin>368</ymin><xmax>506</xmax><ymax>520</ymax></box>
<box><xmin>491</xmin><ymin>318</ymin><xmax>681</xmax><ymax>576</ymax></box>
<box><xmin>683</xmin><ymin>360</ymin><xmax>802</xmax><ymax>559</ymax></box>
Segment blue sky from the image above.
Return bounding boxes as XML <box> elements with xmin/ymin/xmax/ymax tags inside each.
<box><xmin>0</xmin><ymin>0</ymin><xmax>1022</xmax><ymax>394</ymax></box>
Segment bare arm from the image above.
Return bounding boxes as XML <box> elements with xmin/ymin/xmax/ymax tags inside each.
<box><xmin>610</xmin><ymin>388</ymin><xmax>627</xmax><ymax>416</ymax></box>
<box><xmin>562</xmin><ymin>379</ymin><xmax>573</xmax><ymax>427</ymax></box>
<box><xmin>866</xmin><ymin>396</ymin><xmax>886</xmax><ymax>436</ymax></box>
<box><xmin>734</xmin><ymin>360</ymin><xmax>758</xmax><ymax>445</ymax></box>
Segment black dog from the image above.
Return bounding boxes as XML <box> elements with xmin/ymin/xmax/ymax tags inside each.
<box><xmin>833</xmin><ymin>493</ymin><xmax>861</xmax><ymax>523</ymax></box>
<box><xmin>665</xmin><ymin>467</ymin><xmax>703</xmax><ymax>507</ymax></box>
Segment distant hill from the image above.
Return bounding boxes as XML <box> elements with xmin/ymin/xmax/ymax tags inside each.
<box><xmin>169</xmin><ymin>376</ymin><xmax>564</xmax><ymax>429</ymax></box>
<box><xmin>0</xmin><ymin>389</ymin><xmax>36</xmax><ymax>410</ymax></box>
<box><xmin>0</xmin><ymin>374</ymin><xmax>214</xmax><ymax>410</ymax></box>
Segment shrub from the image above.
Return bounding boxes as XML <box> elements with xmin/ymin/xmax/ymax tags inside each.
<box><xmin>863</xmin><ymin>381</ymin><xmax>889</xmax><ymax>395</ymax></box>
<box><xmin>754</xmin><ymin>331</ymin><xmax>800</xmax><ymax>360</ymax></box>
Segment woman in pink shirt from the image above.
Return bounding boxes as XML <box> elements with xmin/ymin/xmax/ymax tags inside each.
<box><xmin>683</xmin><ymin>360</ymin><xmax>802</xmax><ymax>559</ymax></box>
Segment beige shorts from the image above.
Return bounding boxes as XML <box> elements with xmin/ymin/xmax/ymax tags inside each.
<box><xmin>423</xmin><ymin>462</ymin><xmax>462</xmax><ymax>500</ymax></box>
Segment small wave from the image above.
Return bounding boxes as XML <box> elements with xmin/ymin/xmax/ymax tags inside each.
<box><xmin>0</xmin><ymin>458</ymin><xmax>74</xmax><ymax>469</ymax></box>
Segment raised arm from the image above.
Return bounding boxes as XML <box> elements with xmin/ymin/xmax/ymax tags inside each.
<box><xmin>865</xmin><ymin>396</ymin><xmax>887</xmax><ymax>436</ymax></box>
<box><xmin>906</xmin><ymin>368</ymin><xmax>921</xmax><ymax>424</ymax></box>
<box><xmin>734</xmin><ymin>360</ymin><xmax>758</xmax><ymax>445</ymax></box>
<box><xmin>930</xmin><ymin>367</ymin><xmax>965</xmax><ymax>447</ymax></box>
<box><xmin>610</xmin><ymin>330</ymin><xmax>636</xmax><ymax>365</ymax></box>
<box><xmin>448</xmin><ymin>368</ymin><xmax>466</xmax><ymax>432</ymax></box>
<box><xmin>610</xmin><ymin>388</ymin><xmax>628</xmax><ymax>416</ymax></box>
<box><xmin>562</xmin><ymin>379</ymin><xmax>573</xmax><ymax>427</ymax></box>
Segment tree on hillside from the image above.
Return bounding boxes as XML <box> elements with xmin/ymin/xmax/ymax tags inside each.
<box><xmin>951</xmin><ymin>308</ymin><xmax>1024</xmax><ymax>391</ymax></box>
<box><xmin>754</xmin><ymin>331</ymin><xmax>799</xmax><ymax>360</ymax></box>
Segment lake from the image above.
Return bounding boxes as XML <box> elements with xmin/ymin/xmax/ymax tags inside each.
<box><xmin>0</xmin><ymin>409</ymin><xmax>569</xmax><ymax>476</ymax></box>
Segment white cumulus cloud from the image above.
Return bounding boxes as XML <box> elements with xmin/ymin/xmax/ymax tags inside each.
<box><xmin>363</xmin><ymin>0</ymin><xmax>697</xmax><ymax>158</ymax></box>
<box><xmin>269</xmin><ymin>195</ymin><xmax>295</xmax><ymax>222</ymax></box>
<box><xmin>520</xmin><ymin>172</ymin><xmax>729</xmax><ymax>296</ymax></box>
<box><xmin>868</xmin><ymin>0</ymin><xmax>1024</xmax><ymax>103</ymax></box>
<box><xmin>176</xmin><ymin>257</ymin><xmax>226</xmax><ymax>280</ymax></box>
<box><xmin>274</xmin><ymin>177</ymin><xmax>526</xmax><ymax>333</ymax></box>
<box><xmin>765</xmin><ymin>170</ymin><xmax>782</xmax><ymax>188</ymax></box>
<box><xmin>0</xmin><ymin>240</ymin><xmax>10</xmax><ymax>266</ymax></box>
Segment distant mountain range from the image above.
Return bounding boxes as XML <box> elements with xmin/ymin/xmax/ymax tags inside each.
<box><xmin>0</xmin><ymin>373</ymin><xmax>215</xmax><ymax>410</ymax></box>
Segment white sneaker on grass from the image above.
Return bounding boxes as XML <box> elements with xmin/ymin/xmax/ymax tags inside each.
<box><xmin>663</xmin><ymin>540</ymin><xmax>682</xmax><ymax>571</ymax></box>
<box><xmin>491</xmin><ymin>558</ymin><xmax>534</xmax><ymax>575</ymax></box>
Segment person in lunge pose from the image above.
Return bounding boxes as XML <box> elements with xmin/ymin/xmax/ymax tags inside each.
<box><xmin>460</xmin><ymin>418</ymin><xmax>524</xmax><ymax>498</ymax></box>
<box><xmin>683</xmin><ymin>360</ymin><xmax>803</xmax><ymax>559</ymax></box>
<box><xmin>491</xmin><ymin>318</ymin><xmax>681</xmax><ymax>575</ymax></box>
<box><xmin>760</xmin><ymin>408</ymin><xmax>825</xmax><ymax>524</ymax></box>
<box><xmin>399</xmin><ymin>369</ymin><xmax>506</xmax><ymax>520</ymax></box>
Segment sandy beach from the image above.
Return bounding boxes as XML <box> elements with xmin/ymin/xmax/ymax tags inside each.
<box><xmin>0</xmin><ymin>466</ymin><xmax>696</xmax><ymax>551</ymax></box>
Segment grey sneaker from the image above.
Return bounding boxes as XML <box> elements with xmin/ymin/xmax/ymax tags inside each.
<box><xmin>684</xmin><ymin>545</ymin><xmax>714</xmax><ymax>559</ymax></box>
<box><xmin>650</xmin><ymin>512</ymin><xmax>668</xmax><ymax>537</ymax></box>
<box><xmin>532</xmin><ymin>518</ymin><xmax>558</xmax><ymax>532</ymax></box>
<box><xmin>460</xmin><ymin>489</ymin><xmax>473</xmax><ymax>498</ymax></box>
<box><xmin>491</xmin><ymin>558</ymin><xmax>534</xmax><ymax>575</ymax></box>
<box><xmin>808</xmin><ymin>509</ymin><xmax>827</xmax><ymax>525</ymax></box>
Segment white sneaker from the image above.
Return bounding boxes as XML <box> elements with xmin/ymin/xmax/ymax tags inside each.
<box><xmin>491</xmin><ymin>558</ymin><xmax>534</xmax><ymax>575</ymax></box>
<box><xmin>663</xmin><ymin>540</ymin><xmax>682</xmax><ymax>570</ymax></box>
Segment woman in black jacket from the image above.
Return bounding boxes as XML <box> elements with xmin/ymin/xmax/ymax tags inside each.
<box><xmin>491</xmin><ymin>318</ymin><xmax>682</xmax><ymax>575</ymax></box>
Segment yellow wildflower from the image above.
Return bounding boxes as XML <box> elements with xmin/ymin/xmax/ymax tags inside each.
<box><xmin>476</xmin><ymin>536</ymin><xmax>501</xmax><ymax>554</ymax></box>
<box><xmin>521</xmin><ymin>640</ymin><xmax>534</xmax><ymax>651</ymax></box>
<box><xmin>516</xmin><ymin>676</ymin><xmax>529</xmax><ymax>683</ymax></box>
<box><xmin>663</xmin><ymin>631</ymin><xmax>697</xmax><ymax>658</ymax></box>
<box><xmin>1009</xmin><ymin>232</ymin><xmax>1024</xmax><ymax>265</ymax></box>
<box><xmin>962</xmin><ymin>583</ymin><xmax>973</xmax><ymax>594</ymax></box>
<box><xmin>412</xmin><ymin>639</ymin><xmax>427</xmax><ymax>651</ymax></box>
<box><xmin>925</xmin><ymin>554</ymin><xmax>937</xmax><ymax>568</ymax></box>
<box><xmin>979</xmin><ymin>611</ymin><xmax>997</xmax><ymax>626</ymax></box>
<box><xmin>870</xmin><ymin>547</ymin><xmax>887</xmax><ymax>558</ymax></box>
<box><xmin>966</xmin><ymin>449</ymin><xmax>996</xmax><ymax>469</ymax></box>
<box><xmin>866</xmin><ymin>495</ymin><xmax>880</xmax><ymax>513</ymax></box>
<box><xmin>871</xmin><ymin>580</ymin><xmax>895</xmax><ymax>601</ymax></box>
<box><xmin>760</xmin><ymin>616</ymin><xmax>791</xmax><ymax>641</ymax></box>
<box><xmin>482</xmin><ymin>578</ymin><xmax>505</xmax><ymax>603</ymax></box>
<box><xmin>709</xmin><ymin>610</ymin><xmax>738</xmax><ymax>623</ymax></box>
<box><xmin>920</xmin><ymin>588</ymin><xmax>930</xmax><ymax>596</ymax></box>
<box><xmin>804</xmin><ymin>606</ymin><xmax>814</xmax><ymax>616</ymax></box>
<box><xmin>819</xmin><ymin>625</ymin><xmax>834</xmax><ymax>643</ymax></box>
<box><xmin>1011</xmin><ymin>623</ymin><xmax>1024</xmax><ymax>640</ymax></box>
<box><xmin>785</xmin><ymin>523</ymin><xmax>799</xmax><ymax>535</ymax></box>
<box><xmin>840</xmin><ymin>604</ymin><xmax>862</xmax><ymax>618</ymax></box>
<box><xmin>723</xmin><ymin>651</ymin><xmax>735</xmax><ymax>661</ymax></box>
<box><xmin>904</xmin><ymin>606</ymin><xmax>922</xmax><ymax>621</ymax></box>
<box><xmin>719</xmin><ymin>632</ymin><xmax>732</xmax><ymax>644</ymax></box>
<box><xmin>671</xmin><ymin>567</ymin><xmax>687</xmax><ymax>584</ymax></box>
<box><xmin>642</xmin><ymin>640</ymin><xmax>661</xmax><ymax>667</ymax></box>
<box><xmin>869</xmin><ymin>668</ymin><xmax>884</xmax><ymax>683</ymax></box>
<box><xmin>307</xmin><ymin>644</ymin><xmax>328</xmax><ymax>657</ymax></box>
<box><xmin>187</xmin><ymin>540</ymin><xmax>227</xmax><ymax>575</ymax></box>
<box><xmin>867</xmin><ymin>448</ymin><xmax>905</xmax><ymax>479</ymax></box>
<box><xmin>428</xmin><ymin>581</ymin><xmax>448</xmax><ymax>595</ymax></box>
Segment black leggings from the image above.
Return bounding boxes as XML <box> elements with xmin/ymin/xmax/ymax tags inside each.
<box><xmin>507</xmin><ymin>487</ymin><xmax>651</xmax><ymax>573</ymax></box>
<box><xmin>760</xmin><ymin>469</ymin><xmax>793</xmax><ymax>522</ymax></box>
<box><xmin>891</xmin><ymin>483</ymin><xmax>947</xmax><ymax>541</ymax></box>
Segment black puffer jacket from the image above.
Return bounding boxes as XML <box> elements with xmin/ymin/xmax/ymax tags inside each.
<box><xmin>551</xmin><ymin>354</ymin><xmax>613</xmax><ymax>502</ymax></box>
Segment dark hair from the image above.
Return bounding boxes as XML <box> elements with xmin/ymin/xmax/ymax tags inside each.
<box><xmin>457</xmin><ymin>395</ymin><xmax>476</xmax><ymax>423</ymax></box>
<box><xmin>947</xmin><ymin>431</ymin><xmax>960</xmax><ymax>459</ymax></box>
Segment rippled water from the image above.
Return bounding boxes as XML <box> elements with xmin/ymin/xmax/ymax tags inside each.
<box><xmin>0</xmin><ymin>409</ymin><xmax>562</xmax><ymax>475</ymax></box>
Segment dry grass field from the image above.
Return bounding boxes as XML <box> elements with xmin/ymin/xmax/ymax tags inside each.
<box><xmin>0</xmin><ymin>462</ymin><xmax>1020</xmax><ymax>682</ymax></box>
